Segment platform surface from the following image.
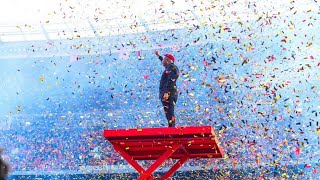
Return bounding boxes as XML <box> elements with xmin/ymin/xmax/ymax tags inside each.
<box><xmin>104</xmin><ymin>126</ymin><xmax>224</xmax><ymax>160</ymax></box>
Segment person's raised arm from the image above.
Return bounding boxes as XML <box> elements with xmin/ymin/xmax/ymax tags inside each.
<box><xmin>154</xmin><ymin>50</ymin><xmax>163</xmax><ymax>62</ymax></box>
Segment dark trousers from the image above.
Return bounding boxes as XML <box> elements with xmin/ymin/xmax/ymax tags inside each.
<box><xmin>161</xmin><ymin>95</ymin><xmax>178</xmax><ymax>127</ymax></box>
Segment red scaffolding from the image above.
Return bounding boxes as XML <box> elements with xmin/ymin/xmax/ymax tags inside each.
<box><xmin>104</xmin><ymin>126</ymin><xmax>224</xmax><ymax>180</ymax></box>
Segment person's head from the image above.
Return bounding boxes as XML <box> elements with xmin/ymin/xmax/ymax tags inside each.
<box><xmin>162</xmin><ymin>54</ymin><xmax>175</xmax><ymax>66</ymax></box>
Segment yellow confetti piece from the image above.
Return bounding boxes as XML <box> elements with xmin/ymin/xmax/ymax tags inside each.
<box><xmin>100</xmin><ymin>75</ymin><xmax>105</xmax><ymax>78</ymax></box>
<box><xmin>189</xmin><ymin>93</ymin><xmax>194</xmax><ymax>97</ymax></box>
<box><xmin>39</xmin><ymin>77</ymin><xmax>44</xmax><ymax>82</ymax></box>
<box><xmin>137</xmin><ymin>128</ymin><xmax>142</xmax><ymax>132</ymax></box>
<box><xmin>125</xmin><ymin>147</ymin><xmax>129</xmax><ymax>150</ymax></box>
<box><xmin>226</xmin><ymin>52</ymin><xmax>232</xmax><ymax>57</ymax></box>
<box><xmin>281</xmin><ymin>173</ymin><xmax>288</xmax><ymax>178</ymax></box>
<box><xmin>190</xmin><ymin>66</ymin><xmax>199</xmax><ymax>70</ymax></box>
<box><xmin>218</xmin><ymin>79</ymin><xmax>227</xmax><ymax>83</ymax></box>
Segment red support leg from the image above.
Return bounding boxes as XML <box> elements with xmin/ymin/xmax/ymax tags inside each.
<box><xmin>112</xmin><ymin>144</ymin><xmax>154</xmax><ymax>180</ymax></box>
<box><xmin>160</xmin><ymin>154</ymin><xmax>189</xmax><ymax>180</ymax></box>
<box><xmin>137</xmin><ymin>144</ymin><xmax>182</xmax><ymax>180</ymax></box>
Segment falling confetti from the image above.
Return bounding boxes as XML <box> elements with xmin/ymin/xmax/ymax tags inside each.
<box><xmin>0</xmin><ymin>0</ymin><xmax>319</xmax><ymax>179</ymax></box>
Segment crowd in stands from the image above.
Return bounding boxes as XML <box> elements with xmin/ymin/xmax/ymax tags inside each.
<box><xmin>0</xmin><ymin>128</ymin><xmax>122</xmax><ymax>171</ymax></box>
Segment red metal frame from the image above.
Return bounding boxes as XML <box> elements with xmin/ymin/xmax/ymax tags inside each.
<box><xmin>104</xmin><ymin>126</ymin><xmax>224</xmax><ymax>179</ymax></box>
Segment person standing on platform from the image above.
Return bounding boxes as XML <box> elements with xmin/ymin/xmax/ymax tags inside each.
<box><xmin>154</xmin><ymin>50</ymin><xmax>179</xmax><ymax>127</ymax></box>
<box><xmin>0</xmin><ymin>148</ymin><xmax>9</xmax><ymax>180</ymax></box>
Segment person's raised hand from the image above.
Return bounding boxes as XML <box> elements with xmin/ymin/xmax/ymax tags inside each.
<box><xmin>154</xmin><ymin>50</ymin><xmax>160</xmax><ymax>56</ymax></box>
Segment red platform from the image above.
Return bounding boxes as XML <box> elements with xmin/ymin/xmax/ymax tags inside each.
<box><xmin>104</xmin><ymin>126</ymin><xmax>224</xmax><ymax>180</ymax></box>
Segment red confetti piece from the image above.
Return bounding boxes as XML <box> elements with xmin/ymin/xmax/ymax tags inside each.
<box><xmin>313</xmin><ymin>168</ymin><xmax>317</xmax><ymax>173</ymax></box>
<box><xmin>295</xmin><ymin>146</ymin><xmax>301</xmax><ymax>155</ymax></box>
<box><xmin>213</xmin><ymin>165</ymin><xmax>217</xmax><ymax>171</ymax></box>
<box><xmin>203</xmin><ymin>59</ymin><xmax>209</xmax><ymax>66</ymax></box>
